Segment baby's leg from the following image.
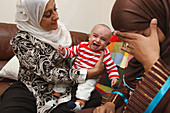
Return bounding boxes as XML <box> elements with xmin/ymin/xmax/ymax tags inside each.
<box><xmin>67</xmin><ymin>79</ymin><xmax>97</xmax><ymax>112</ymax></box>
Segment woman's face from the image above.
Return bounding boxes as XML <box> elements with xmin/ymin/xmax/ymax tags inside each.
<box><xmin>40</xmin><ymin>0</ymin><xmax>59</xmax><ymax>31</ymax></box>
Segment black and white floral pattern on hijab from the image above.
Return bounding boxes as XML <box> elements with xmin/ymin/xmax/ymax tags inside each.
<box><xmin>15</xmin><ymin>0</ymin><xmax>72</xmax><ymax>49</ymax></box>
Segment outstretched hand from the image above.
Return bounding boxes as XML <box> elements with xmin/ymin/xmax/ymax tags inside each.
<box><xmin>111</xmin><ymin>78</ymin><xmax>119</xmax><ymax>88</ymax></box>
<box><xmin>115</xmin><ymin>18</ymin><xmax>160</xmax><ymax>72</ymax></box>
<box><xmin>57</xmin><ymin>44</ymin><xmax>65</xmax><ymax>56</ymax></box>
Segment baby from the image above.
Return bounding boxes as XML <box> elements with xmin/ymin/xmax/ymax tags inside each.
<box><xmin>57</xmin><ymin>24</ymin><xmax>119</xmax><ymax>112</ymax></box>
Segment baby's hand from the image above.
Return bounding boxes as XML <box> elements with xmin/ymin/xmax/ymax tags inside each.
<box><xmin>111</xmin><ymin>78</ymin><xmax>119</xmax><ymax>88</ymax></box>
<box><xmin>57</xmin><ymin>44</ymin><xmax>65</xmax><ymax>56</ymax></box>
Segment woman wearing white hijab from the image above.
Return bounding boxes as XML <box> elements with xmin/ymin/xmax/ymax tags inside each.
<box><xmin>0</xmin><ymin>0</ymin><xmax>104</xmax><ymax>113</ymax></box>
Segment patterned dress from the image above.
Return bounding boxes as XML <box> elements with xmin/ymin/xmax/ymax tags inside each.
<box><xmin>11</xmin><ymin>31</ymin><xmax>87</xmax><ymax>113</ymax></box>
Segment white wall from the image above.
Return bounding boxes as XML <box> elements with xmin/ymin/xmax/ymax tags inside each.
<box><xmin>0</xmin><ymin>0</ymin><xmax>115</xmax><ymax>33</ymax></box>
<box><xmin>0</xmin><ymin>0</ymin><xmax>17</xmax><ymax>23</ymax></box>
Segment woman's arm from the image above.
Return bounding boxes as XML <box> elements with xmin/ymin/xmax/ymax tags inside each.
<box><xmin>86</xmin><ymin>52</ymin><xmax>105</xmax><ymax>78</ymax></box>
<box><xmin>93</xmin><ymin>58</ymin><xmax>170</xmax><ymax>113</ymax></box>
<box><xmin>11</xmin><ymin>32</ymin><xmax>85</xmax><ymax>84</ymax></box>
<box><xmin>124</xmin><ymin>58</ymin><xmax>170</xmax><ymax>112</ymax></box>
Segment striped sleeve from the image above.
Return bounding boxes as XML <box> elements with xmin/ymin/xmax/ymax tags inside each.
<box><xmin>103</xmin><ymin>48</ymin><xmax>119</xmax><ymax>79</ymax></box>
<box><xmin>64</xmin><ymin>42</ymin><xmax>88</xmax><ymax>58</ymax></box>
<box><xmin>124</xmin><ymin>58</ymin><xmax>170</xmax><ymax>112</ymax></box>
<box><xmin>107</xmin><ymin>58</ymin><xmax>170</xmax><ymax>111</ymax></box>
<box><xmin>64</xmin><ymin>44</ymin><xmax>80</xmax><ymax>58</ymax></box>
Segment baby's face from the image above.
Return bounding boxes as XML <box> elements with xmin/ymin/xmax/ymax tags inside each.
<box><xmin>89</xmin><ymin>25</ymin><xmax>111</xmax><ymax>51</ymax></box>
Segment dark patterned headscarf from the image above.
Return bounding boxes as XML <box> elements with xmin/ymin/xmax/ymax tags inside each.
<box><xmin>111</xmin><ymin>0</ymin><xmax>170</xmax><ymax>82</ymax></box>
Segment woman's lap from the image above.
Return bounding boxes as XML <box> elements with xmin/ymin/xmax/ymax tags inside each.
<box><xmin>52</xmin><ymin>88</ymin><xmax>102</xmax><ymax>113</ymax></box>
<box><xmin>0</xmin><ymin>81</ymin><xmax>36</xmax><ymax>113</ymax></box>
<box><xmin>0</xmin><ymin>82</ymin><xmax>102</xmax><ymax>113</ymax></box>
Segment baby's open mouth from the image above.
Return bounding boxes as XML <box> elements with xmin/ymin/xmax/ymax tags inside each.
<box><xmin>92</xmin><ymin>43</ymin><xmax>100</xmax><ymax>48</ymax></box>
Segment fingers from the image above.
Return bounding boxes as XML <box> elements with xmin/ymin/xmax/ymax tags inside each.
<box><xmin>98</xmin><ymin>51</ymin><xmax>104</xmax><ymax>63</ymax></box>
<box><xmin>57</xmin><ymin>45</ymin><xmax>61</xmax><ymax>50</ymax></box>
<box><xmin>93</xmin><ymin>106</ymin><xmax>106</xmax><ymax>113</ymax></box>
<box><xmin>58</xmin><ymin>45</ymin><xmax>64</xmax><ymax>51</ymax></box>
<box><xmin>57</xmin><ymin>45</ymin><xmax>65</xmax><ymax>55</ymax></box>
<box><xmin>150</xmin><ymin>18</ymin><xmax>158</xmax><ymax>39</ymax></box>
<box><xmin>99</xmin><ymin>52</ymin><xmax>105</xmax><ymax>69</ymax></box>
<box><xmin>93</xmin><ymin>107</ymin><xmax>100</xmax><ymax>113</ymax></box>
<box><xmin>114</xmin><ymin>31</ymin><xmax>137</xmax><ymax>39</ymax></box>
<box><xmin>114</xmin><ymin>31</ymin><xmax>138</xmax><ymax>44</ymax></box>
<box><xmin>120</xmin><ymin>47</ymin><xmax>133</xmax><ymax>55</ymax></box>
<box><xmin>58</xmin><ymin>44</ymin><xmax>62</xmax><ymax>48</ymax></box>
<box><xmin>111</xmin><ymin>79</ymin><xmax>119</xmax><ymax>88</ymax></box>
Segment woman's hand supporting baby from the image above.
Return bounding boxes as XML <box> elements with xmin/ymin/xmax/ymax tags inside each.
<box><xmin>86</xmin><ymin>51</ymin><xmax>105</xmax><ymax>79</ymax></box>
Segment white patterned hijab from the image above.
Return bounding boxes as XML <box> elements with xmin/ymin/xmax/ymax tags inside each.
<box><xmin>15</xmin><ymin>0</ymin><xmax>72</xmax><ymax>49</ymax></box>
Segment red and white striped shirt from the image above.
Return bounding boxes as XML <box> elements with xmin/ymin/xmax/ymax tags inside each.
<box><xmin>64</xmin><ymin>42</ymin><xmax>119</xmax><ymax>80</ymax></box>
